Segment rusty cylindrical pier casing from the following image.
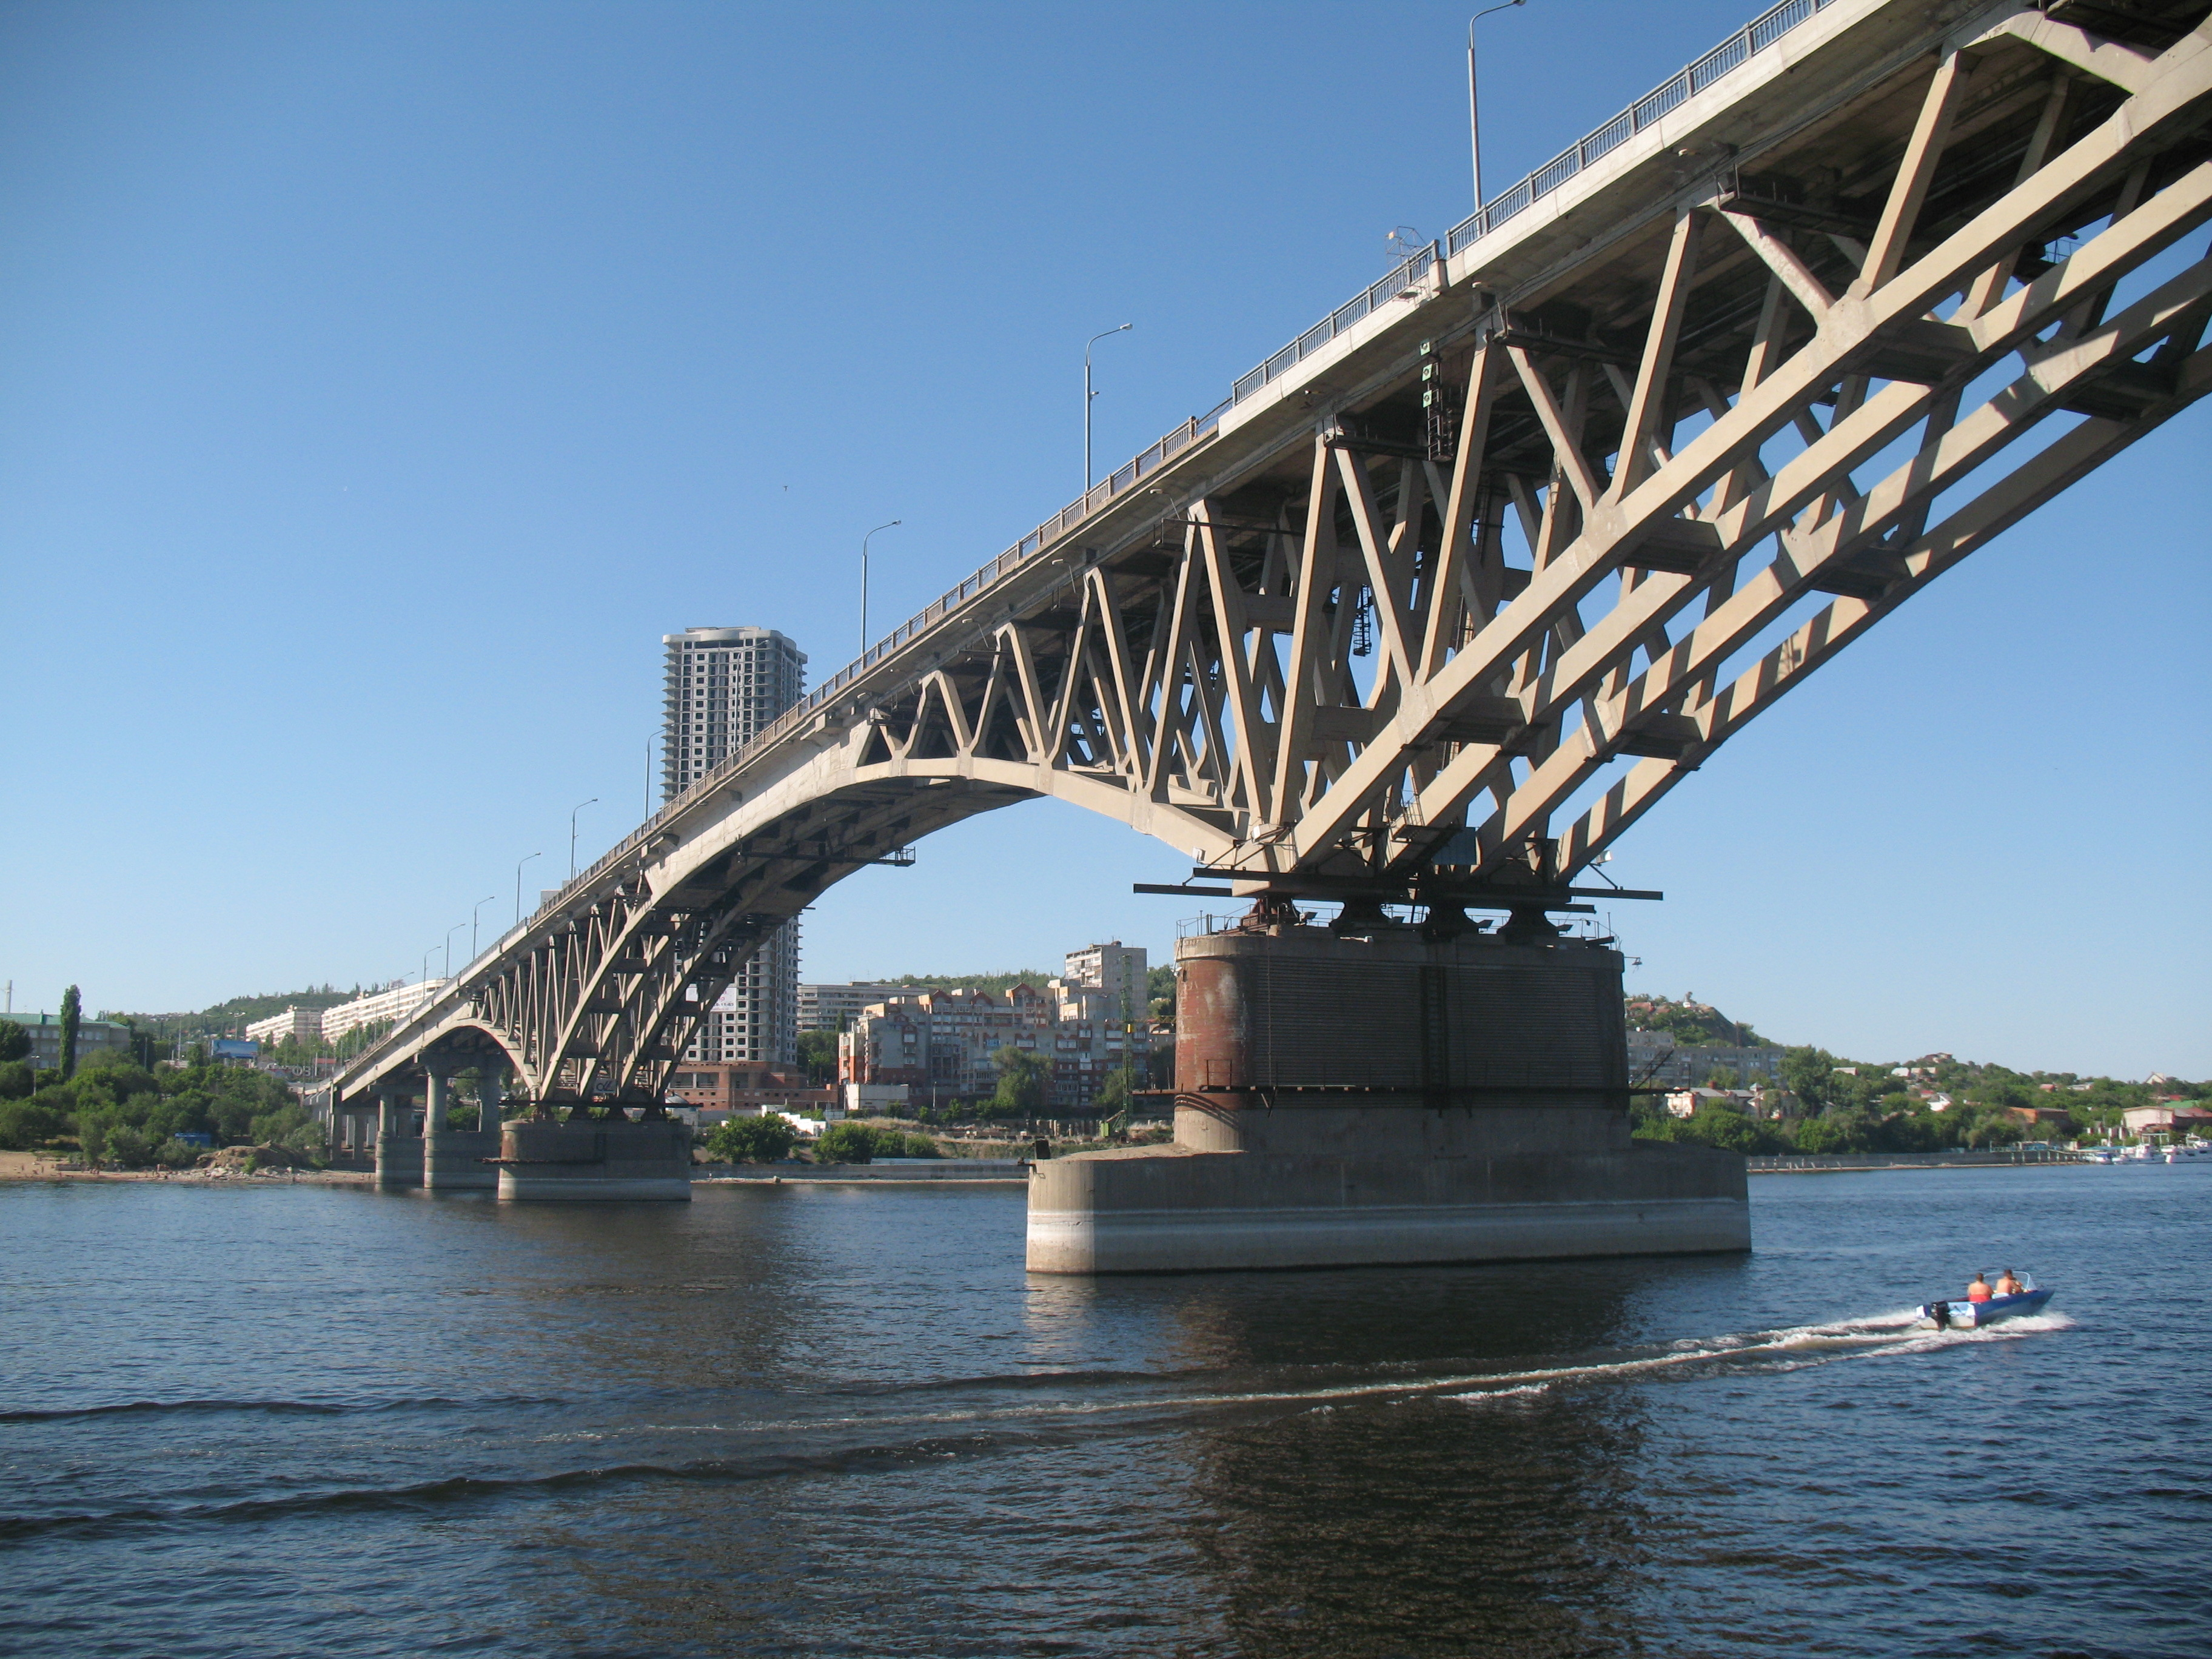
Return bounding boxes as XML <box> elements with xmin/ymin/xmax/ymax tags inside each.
<box><xmin>1027</xmin><ymin>919</ymin><xmax>1746</xmax><ymax>1273</ymax></box>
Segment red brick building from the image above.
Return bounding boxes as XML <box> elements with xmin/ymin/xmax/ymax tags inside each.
<box><xmin>665</xmin><ymin>1061</ymin><xmax>836</xmax><ymax>1121</ymax></box>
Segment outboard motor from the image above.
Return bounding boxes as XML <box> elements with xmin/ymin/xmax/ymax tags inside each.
<box><xmin>1926</xmin><ymin>1300</ymin><xmax>1952</xmax><ymax>1330</ymax></box>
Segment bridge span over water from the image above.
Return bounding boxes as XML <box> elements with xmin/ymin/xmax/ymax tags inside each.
<box><xmin>331</xmin><ymin>0</ymin><xmax>2212</xmax><ymax>1265</ymax></box>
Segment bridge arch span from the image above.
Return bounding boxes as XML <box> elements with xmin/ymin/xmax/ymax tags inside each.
<box><xmin>334</xmin><ymin>0</ymin><xmax>2212</xmax><ymax>1119</ymax></box>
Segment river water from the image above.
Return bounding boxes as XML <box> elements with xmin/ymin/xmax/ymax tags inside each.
<box><xmin>1</xmin><ymin>1164</ymin><xmax>2204</xmax><ymax>1657</ymax></box>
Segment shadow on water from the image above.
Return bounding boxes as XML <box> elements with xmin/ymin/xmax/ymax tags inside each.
<box><xmin>491</xmin><ymin>1244</ymin><xmax>1749</xmax><ymax>1658</ymax></box>
<box><xmin>1134</xmin><ymin>1265</ymin><xmax>1662</xmax><ymax>1659</ymax></box>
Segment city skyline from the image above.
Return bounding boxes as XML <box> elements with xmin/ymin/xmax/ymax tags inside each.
<box><xmin>2</xmin><ymin>0</ymin><xmax>2205</xmax><ymax>1077</ymax></box>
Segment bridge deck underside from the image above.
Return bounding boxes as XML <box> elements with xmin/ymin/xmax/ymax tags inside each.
<box><xmin>341</xmin><ymin>0</ymin><xmax>2212</xmax><ymax>1105</ymax></box>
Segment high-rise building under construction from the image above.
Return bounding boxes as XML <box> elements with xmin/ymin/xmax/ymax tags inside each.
<box><xmin>661</xmin><ymin>626</ymin><xmax>806</xmax><ymax>1064</ymax></box>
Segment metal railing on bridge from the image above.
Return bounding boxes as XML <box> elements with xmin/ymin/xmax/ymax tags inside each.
<box><xmin>1229</xmin><ymin>0</ymin><xmax>1837</xmax><ymax>404</ymax></box>
<box><xmin>536</xmin><ymin>407</ymin><xmax>1231</xmax><ymax>923</ymax></box>
<box><xmin>535</xmin><ymin>0</ymin><xmax>1845</xmax><ymax>927</ymax></box>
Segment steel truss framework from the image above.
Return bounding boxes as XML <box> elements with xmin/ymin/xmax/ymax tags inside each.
<box><xmin>340</xmin><ymin>2</ymin><xmax>2212</xmax><ymax>1107</ymax></box>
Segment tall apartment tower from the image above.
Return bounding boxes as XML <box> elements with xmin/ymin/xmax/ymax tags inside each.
<box><xmin>1064</xmin><ymin>941</ymin><xmax>1148</xmax><ymax>1021</ymax></box>
<box><xmin>662</xmin><ymin>626</ymin><xmax>808</xmax><ymax>1065</ymax></box>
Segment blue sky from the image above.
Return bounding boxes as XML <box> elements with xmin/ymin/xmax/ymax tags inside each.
<box><xmin>2</xmin><ymin>0</ymin><xmax>2205</xmax><ymax>1076</ymax></box>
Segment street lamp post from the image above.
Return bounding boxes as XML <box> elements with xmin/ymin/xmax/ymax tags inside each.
<box><xmin>859</xmin><ymin>521</ymin><xmax>901</xmax><ymax>657</ymax></box>
<box><xmin>422</xmin><ymin>948</ymin><xmax>438</xmax><ymax>988</ymax></box>
<box><xmin>569</xmin><ymin>798</ymin><xmax>598</xmax><ymax>881</ymax></box>
<box><xmin>1468</xmin><ymin>1</ymin><xmax>1527</xmax><ymax>214</ymax></box>
<box><xmin>443</xmin><ymin>922</ymin><xmax>468</xmax><ymax>982</ymax></box>
<box><xmin>1085</xmin><ymin>324</ymin><xmax>1132</xmax><ymax>492</ymax></box>
<box><xmin>514</xmin><ymin>851</ymin><xmax>543</xmax><ymax>925</ymax></box>
<box><xmin>471</xmin><ymin>894</ymin><xmax>498</xmax><ymax>962</ymax></box>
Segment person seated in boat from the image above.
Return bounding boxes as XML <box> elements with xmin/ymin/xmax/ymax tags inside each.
<box><xmin>1994</xmin><ymin>1269</ymin><xmax>2022</xmax><ymax>1296</ymax></box>
<box><xmin>1965</xmin><ymin>1272</ymin><xmax>1993</xmax><ymax>1302</ymax></box>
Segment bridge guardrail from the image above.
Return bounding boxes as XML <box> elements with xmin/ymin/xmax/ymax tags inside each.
<box><xmin>1233</xmin><ymin>0</ymin><xmax>1837</xmax><ymax>404</ymax></box>
<box><xmin>534</xmin><ymin>406</ymin><xmax>1232</xmax><ymax>928</ymax></box>
<box><xmin>486</xmin><ymin>0</ymin><xmax>1851</xmax><ymax>942</ymax></box>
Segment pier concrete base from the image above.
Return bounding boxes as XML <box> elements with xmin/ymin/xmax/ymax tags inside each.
<box><xmin>495</xmin><ymin>1116</ymin><xmax>692</xmax><ymax>1202</ymax></box>
<box><xmin>1026</xmin><ymin>1137</ymin><xmax>1748</xmax><ymax>1273</ymax></box>
<box><xmin>375</xmin><ymin>1132</ymin><xmax>423</xmax><ymax>1189</ymax></box>
<box><xmin>423</xmin><ymin>1129</ymin><xmax>501</xmax><ymax>1190</ymax></box>
<box><xmin>1025</xmin><ymin>920</ymin><xmax>1749</xmax><ymax>1274</ymax></box>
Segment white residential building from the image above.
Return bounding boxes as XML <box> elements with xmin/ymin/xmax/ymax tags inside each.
<box><xmin>663</xmin><ymin>626</ymin><xmax>808</xmax><ymax>1067</ymax></box>
<box><xmin>321</xmin><ymin>980</ymin><xmax>446</xmax><ymax>1043</ymax></box>
<box><xmin>244</xmin><ymin>1007</ymin><xmax>324</xmax><ymax>1046</ymax></box>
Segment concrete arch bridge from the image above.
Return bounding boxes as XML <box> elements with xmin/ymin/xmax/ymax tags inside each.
<box><xmin>332</xmin><ymin>0</ymin><xmax>2212</xmax><ymax>1257</ymax></box>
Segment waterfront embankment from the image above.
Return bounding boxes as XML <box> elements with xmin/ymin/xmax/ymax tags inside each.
<box><xmin>1747</xmin><ymin>1148</ymin><xmax>2083</xmax><ymax>1175</ymax></box>
<box><xmin>699</xmin><ymin>1158</ymin><xmax>1030</xmax><ymax>1184</ymax></box>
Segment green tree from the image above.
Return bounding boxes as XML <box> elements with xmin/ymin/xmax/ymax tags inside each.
<box><xmin>1704</xmin><ymin>1065</ymin><xmax>1741</xmax><ymax>1090</ymax></box>
<box><xmin>1962</xmin><ymin>1109</ymin><xmax>2025</xmax><ymax>1149</ymax></box>
<box><xmin>0</xmin><ymin>1061</ymin><xmax>33</xmax><ymax>1101</ymax></box>
<box><xmin>704</xmin><ymin>1114</ymin><xmax>797</xmax><ymax>1163</ymax></box>
<box><xmin>0</xmin><ymin>1098</ymin><xmax>64</xmax><ymax>1149</ymax></box>
<box><xmin>1097</xmin><ymin>1062</ymin><xmax>1138</xmax><ymax>1116</ymax></box>
<box><xmin>0</xmin><ymin>1019</ymin><xmax>28</xmax><ymax>1065</ymax></box>
<box><xmin>58</xmin><ymin>986</ymin><xmax>81</xmax><ymax>1079</ymax></box>
<box><xmin>1674</xmin><ymin>1099</ymin><xmax>1767</xmax><ymax>1153</ymax></box>
<box><xmin>816</xmin><ymin>1122</ymin><xmax>880</xmax><ymax>1163</ymax></box>
<box><xmin>1147</xmin><ymin>964</ymin><xmax>1177</xmax><ymax>1022</ymax></box>
<box><xmin>1780</xmin><ymin>1046</ymin><xmax>1838</xmax><ymax>1112</ymax></box>
<box><xmin>795</xmin><ymin>1028</ymin><xmax>839</xmax><ymax>1083</ymax></box>
<box><xmin>989</xmin><ymin>1047</ymin><xmax>1050</xmax><ymax>1119</ymax></box>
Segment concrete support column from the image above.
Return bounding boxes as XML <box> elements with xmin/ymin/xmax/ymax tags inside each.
<box><xmin>424</xmin><ymin>1071</ymin><xmax>453</xmax><ymax>1138</ymax></box>
<box><xmin>374</xmin><ymin>1085</ymin><xmax>423</xmax><ymax>1189</ymax></box>
<box><xmin>423</xmin><ymin>1064</ymin><xmax>498</xmax><ymax>1192</ymax></box>
<box><xmin>478</xmin><ymin>1071</ymin><xmax>503</xmax><ymax>1134</ymax></box>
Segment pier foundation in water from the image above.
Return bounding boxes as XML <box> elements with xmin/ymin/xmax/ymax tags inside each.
<box><xmin>1026</xmin><ymin>919</ymin><xmax>1749</xmax><ymax>1274</ymax></box>
<box><xmin>495</xmin><ymin>1116</ymin><xmax>693</xmax><ymax>1201</ymax></box>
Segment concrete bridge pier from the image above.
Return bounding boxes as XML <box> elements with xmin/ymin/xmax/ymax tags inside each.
<box><xmin>374</xmin><ymin>1086</ymin><xmax>423</xmax><ymax>1189</ymax></box>
<box><xmin>495</xmin><ymin>1110</ymin><xmax>692</xmax><ymax>1201</ymax></box>
<box><xmin>1026</xmin><ymin>917</ymin><xmax>1749</xmax><ymax>1274</ymax></box>
<box><xmin>421</xmin><ymin>1067</ymin><xmax>499</xmax><ymax>1191</ymax></box>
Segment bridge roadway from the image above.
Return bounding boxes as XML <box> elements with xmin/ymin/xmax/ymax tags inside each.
<box><xmin>329</xmin><ymin>0</ymin><xmax>2212</xmax><ymax>1240</ymax></box>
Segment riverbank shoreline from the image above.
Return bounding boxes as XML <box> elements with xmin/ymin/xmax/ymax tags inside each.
<box><xmin>0</xmin><ymin>1153</ymin><xmax>376</xmax><ymax>1185</ymax></box>
<box><xmin>2</xmin><ymin>1150</ymin><xmax>2116</xmax><ymax>1185</ymax></box>
<box><xmin>1748</xmin><ymin>1150</ymin><xmax>2087</xmax><ymax>1175</ymax></box>
<box><xmin>700</xmin><ymin>1160</ymin><xmax>1030</xmax><ymax>1185</ymax></box>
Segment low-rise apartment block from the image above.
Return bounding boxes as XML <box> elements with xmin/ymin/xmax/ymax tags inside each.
<box><xmin>664</xmin><ymin>1061</ymin><xmax>837</xmax><ymax>1123</ymax></box>
<box><xmin>321</xmin><ymin>980</ymin><xmax>446</xmax><ymax>1043</ymax></box>
<box><xmin>244</xmin><ymin>1007</ymin><xmax>324</xmax><ymax>1046</ymax></box>
<box><xmin>1627</xmin><ymin>1029</ymin><xmax>1785</xmax><ymax>1089</ymax></box>
<box><xmin>837</xmin><ymin>943</ymin><xmax>1152</xmax><ymax>1111</ymax></box>
<box><xmin>12</xmin><ymin>1011</ymin><xmax>135</xmax><ymax>1070</ymax></box>
<box><xmin>797</xmin><ymin>982</ymin><xmax>909</xmax><ymax>1032</ymax></box>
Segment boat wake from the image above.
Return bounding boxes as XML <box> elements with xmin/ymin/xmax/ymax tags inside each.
<box><xmin>0</xmin><ymin>1309</ymin><xmax>2070</xmax><ymax>1548</ymax></box>
<box><xmin>1433</xmin><ymin>1305</ymin><xmax>2076</xmax><ymax>1405</ymax></box>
